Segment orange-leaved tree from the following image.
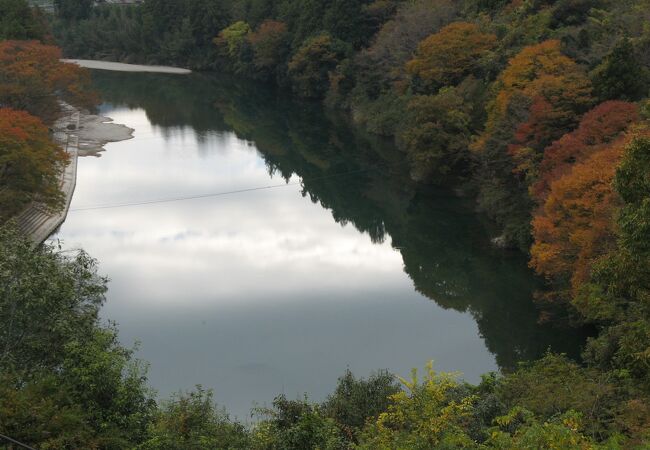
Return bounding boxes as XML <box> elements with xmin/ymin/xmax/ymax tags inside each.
<box><xmin>532</xmin><ymin>101</ymin><xmax>639</xmax><ymax>202</ymax></box>
<box><xmin>530</xmin><ymin>125</ymin><xmax>650</xmax><ymax>298</ymax></box>
<box><xmin>406</xmin><ymin>22</ymin><xmax>496</xmax><ymax>92</ymax></box>
<box><xmin>0</xmin><ymin>108</ymin><xmax>68</xmax><ymax>220</ymax></box>
<box><xmin>0</xmin><ymin>40</ymin><xmax>96</xmax><ymax>123</ymax></box>
<box><xmin>474</xmin><ymin>40</ymin><xmax>593</xmax><ymax>181</ymax></box>
<box><xmin>530</xmin><ymin>143</ymin><xmax>623</xmax><ymax>296</ymax></box>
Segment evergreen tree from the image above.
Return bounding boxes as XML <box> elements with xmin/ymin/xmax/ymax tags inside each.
<box><xmin>593</xmin><ymin>38</ymin><xmax>649</xmax><ymax>102</ymax></box>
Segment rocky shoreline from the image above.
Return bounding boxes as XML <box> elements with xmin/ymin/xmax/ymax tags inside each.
<box><xmin>73</xmin><ymin>110</ymin><xmax>134</xmax><ymax>156</ymax></box>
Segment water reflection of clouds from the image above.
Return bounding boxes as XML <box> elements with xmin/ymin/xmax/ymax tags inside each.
<box><xmin>53</xmin><ymin>106</ymin><xmax>497</xmax><ymax>418</ymax></box>
<box><xmin>62</xmin><ymin>107</ymin><xmax>407</xmax><ymax>310</ymax></box>
<box><xmin>64</xmin><ymin>201</ymin><xmax>405</xmax><ymax>309</ymax></box>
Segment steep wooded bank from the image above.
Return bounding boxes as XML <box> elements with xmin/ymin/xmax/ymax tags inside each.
<box><xmin>52</xmin><ymin>0</ymin><xmax>650</xmax><ymax>242</ymax></box>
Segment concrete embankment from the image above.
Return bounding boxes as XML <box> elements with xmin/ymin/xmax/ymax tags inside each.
<box><xmin>14</xmin><ymin>103</ymin><xmax>134</xmax><ymax>245</ymax></box>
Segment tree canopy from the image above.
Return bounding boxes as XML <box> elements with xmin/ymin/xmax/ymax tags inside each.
<box><xmin>0</xmin><ymin>108</ymin><xmax>67</xmax><ymax>220</ymax></box>
<box><xmin>0</xmin><ymin>40</ymin><xmax>95</xmax><ymax>122</ymax></box>
<box><xmin>407</xmin><ymin>22</ymin><xmax>496</xmax><ymax>93</ymax></box>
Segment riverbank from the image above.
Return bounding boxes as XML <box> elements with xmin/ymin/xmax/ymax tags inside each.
<box><xmin>75</xmin><ymin>111</ymin><xmax>135</xmax><ymax>156</ymax></box>
<box><xmin>14</xmin><ymin>102</ymin><xmax>134</xmax><ymax>244</ymax></box>
<box><xmin>63</xmin><ymin>59</ymin><xmax>192</xmax><ymax>74</ymax></box>
<box><xmin>14</xmin><ymin>59</ymin><xmax>190</xmax><ymax>244</ymax></box>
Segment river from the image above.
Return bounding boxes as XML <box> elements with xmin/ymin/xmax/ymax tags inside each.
<box><xmin>51</xmin><ymin>70</ymin><xmax>586</xmax><ymax>419</ymax></box>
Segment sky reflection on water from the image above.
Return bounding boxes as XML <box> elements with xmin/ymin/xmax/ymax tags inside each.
<box><xmin>52</xmin><ymin>72</ymin><xmax>586</xmax><ymax>419</ymax></box>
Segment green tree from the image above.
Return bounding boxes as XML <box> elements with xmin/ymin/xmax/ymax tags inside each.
<box><xmin>0</xmin><ymin>0</ymin><xmax>44</xmax><ymax>40</ymax></box>
<box><xmin>0</xmin><ymin>373</ymin><xmax>95</xmax><ymax>448</ymax></box>
<box><xmin>400</xmin><ymin>88</ymin><xmax>472</xmax><ymax>181</ymax></box>
<box><xmin>139</xmin><ymin>388</ymin><xmax>250</xmax><ymax>450</ymax></box>
<box><xmin>486</xmin><ymin>409</ymin><xmax>608</xmax><ymax>449</ymax></box>
<box><xmin>216</xmin><ymin>21</ymin><xmax>252</xmax><ymax>57</ymax></box>
<box><xmin>356</xmin><ymin>362</ymin><xmax>479</xmax><ymax>449</ymax></box>
<box><xmin>615</xmin><ymin>137</ymin><xmax>650</xmax><ymax>254</ymax></box>
<box><xmin>0</xmin><ymin>224</ymin><xmax>104</xmax><ymax>371</ymax></box>
<box><xmin>322</xmin><ymin>369</ymin><xmax>400</xmax><ymax>440</ymax></box>
<box><xmin>495</xmin><ymin>354</ymin><xmax>619</xmax><ymax>439</ymax></box>
<box><xmin>214</xmin><ymin>21</ymin><xmax>254</xmax><ymax>74</ymax></box>
<box><xmin>592</xmin><ymin>39</ymin><xmax>649</xmax><ymax>102</ymax></box>
<box><xmin>252</xmin><ymin>395</ymin><xmax>345</xmax><ymax>450</ymax></box>
<box><xmin>288</xmin><ymin>34</ymin><xmax>349</xmax><ymax>99</ymax></box>
<box><xmin>55</xmin><ymin>0</ymin><xmax>93</xmax><ymax>20</ymax></box>
<box><xmin>0</xmin><ymin>225</ymin><xmax>156</xmax><ymax>448</ymax></box>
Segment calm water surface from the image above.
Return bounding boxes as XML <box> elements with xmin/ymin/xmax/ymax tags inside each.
<box><xmin>52</xmin><ymin>71</ymin><xmax>584</xmax><ymax>419</ymax></box>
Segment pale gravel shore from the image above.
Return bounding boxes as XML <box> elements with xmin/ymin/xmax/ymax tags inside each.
<box><xmin>75</xmin><ymin>112</ymin><xmax>134</xmax><ymax>157</ymax></box>
<box><xmin>62</xmin><ymin>59</ymin><xmax>192</xmax><ymax>74</ymax></box>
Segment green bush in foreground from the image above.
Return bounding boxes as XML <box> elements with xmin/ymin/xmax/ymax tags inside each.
<box><xmin>0</xmin><ymin>225</ymin><xmax>155</xmax><ymax>448</ymax></box>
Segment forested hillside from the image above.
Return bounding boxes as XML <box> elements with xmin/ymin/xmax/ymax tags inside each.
<box><xmin>1</xmin><ymin>0</ymin><xmax>650</xmax><ymax>448</ymax></box>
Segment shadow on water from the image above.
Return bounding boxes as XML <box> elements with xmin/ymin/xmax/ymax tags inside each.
<box><xmin>91</xmin><ymin>70</ymin><xmax>591</xmax><ymax>372</ymax></box>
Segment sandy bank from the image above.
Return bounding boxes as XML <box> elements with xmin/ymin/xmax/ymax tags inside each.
<box><xmin>56</xmin><ymin>102</ymin><xmax>134</xmax><ymax>156</ymax></box>
<box><xmin>63</xmin><ymin>59</ymin><xmax>192</xmax><ymax>74</ymax></box>
<box><xmin>74</xmin><ymin>112</ymin><xmax>134</xmax><ymax>156</ymax></box>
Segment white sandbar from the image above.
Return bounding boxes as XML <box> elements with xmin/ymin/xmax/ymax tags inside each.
<box><xmin>62</xmin><ymin>59</ymin><xmax>192</xmax><ymax>74</ymax></box>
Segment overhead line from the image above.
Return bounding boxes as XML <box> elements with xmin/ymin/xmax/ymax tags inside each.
<box><xmin>0</xmin><ymin>433</ymin><xmax>38</xmax><ymax>450</ymax></box>
<box><xmin>68</xmin><ymin>164</ymin><xmax>405</xmax><ymax>212</ymax></box>
<box><xmin>69</xmin><ymin>182</ymin><xmax>299</xmax><ymax>211</ymax></box>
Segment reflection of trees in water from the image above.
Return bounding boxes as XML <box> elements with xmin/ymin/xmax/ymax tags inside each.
<box><xmin>93</xmin><ymin>71</ymin><xmax>589</xmax><ymax>370</ymax></box>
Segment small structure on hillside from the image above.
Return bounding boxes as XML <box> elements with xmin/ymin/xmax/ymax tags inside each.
<box><xmin>96</xmin><ymin>0</ymin><xmax>143</xmax><ymax>4</ymax></box>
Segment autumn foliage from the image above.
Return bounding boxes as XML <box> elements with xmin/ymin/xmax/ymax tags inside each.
<box><xmin>406</xmin><ymin>22</ymin><xmax>496</xmax><ymax>91</ymax></box>
<box><xmin>532</xmin><ymin>101</ymin><xmax>639</xmax><ymax>202</ymax></box>
<box><xmin>530</xmin><ymin>124</ymin><xmax>650</xmax><ymax>297</ymax></box>
<box><xmin>530</xmin><ymin>142</ymin><xmax>624</xmax><ymax>292</ymax></box>
<box><xmin>0</xmin><ymin>40</ymin><xmax>95</xmax><ymax>123</ymax></box>
<box><xmin>502</xmin><ymin>41</ymin><xmax>593</xmax><ymax>179</ymax></box>
<box><xmin>492</xmin><ymin>40</ymin><xmax>592</xmax><ymax>125</ymax></box>
<box><xmin>0</xmin><ymin>108</ymin><xmax>68</xmax><ymax>220</ymax></box>
<box><xmin>248</xmin><ymin>20</ymin><xmax>289</xmax><ymax>74</ymax></box>
<box><xmin>528</xmin><ymin>100</ymin><xmax>644</xmax><ymax>296</ymax></box>
<box><xmin>476</xmin><ymin>41</ymin><xmax>593</xmax><ymax>176</ymax></box>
